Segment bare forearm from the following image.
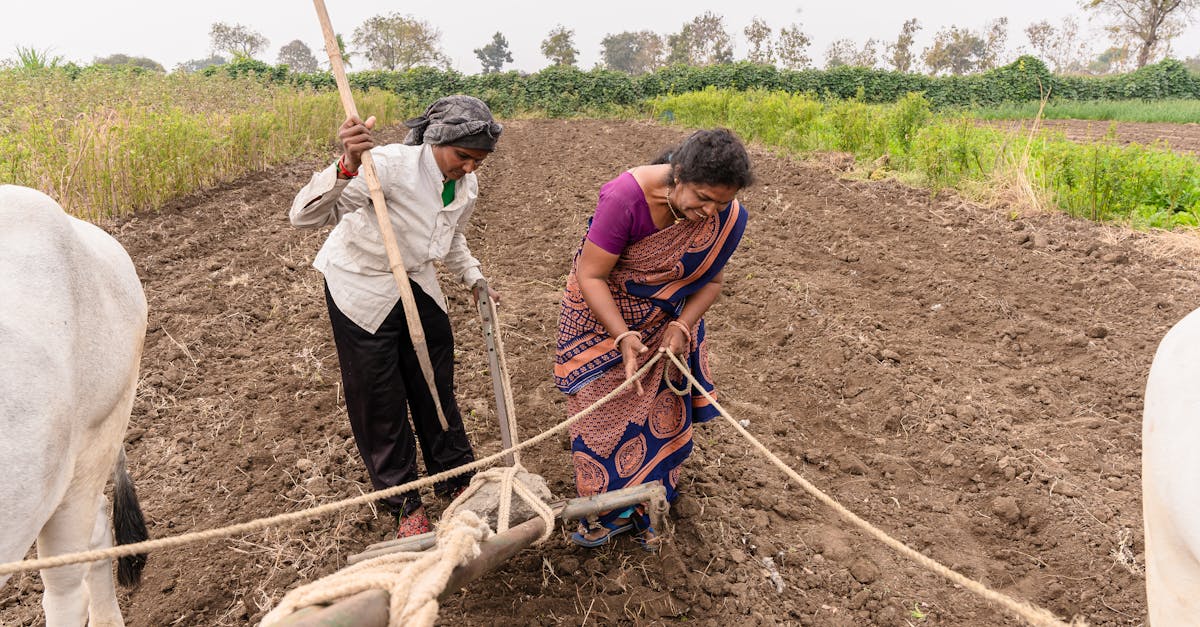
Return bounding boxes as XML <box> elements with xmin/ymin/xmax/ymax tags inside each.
<box><xmin>677</xmin><ymin>278</ymin><xmax>723</xmax><ymax>327</ymax></box>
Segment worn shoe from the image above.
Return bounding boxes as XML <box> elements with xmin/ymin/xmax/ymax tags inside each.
<box><xmin>396</xmin><ymin>507</ymin><xmax>431</xmax><ymax>539</ymax></box>
<box><xmin>569</xmin><ymin>520</ymin><xmax>634</xmax><ymax>548</ymax></box>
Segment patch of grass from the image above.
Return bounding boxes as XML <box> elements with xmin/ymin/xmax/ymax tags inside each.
<box><xmin>652</xmin><ymin>88</ymin><xmax>1200</xmax><ymax>229</ymax></box>
<box><xmin>0</xmin><ymin>68</ymin><xmax>407</xmax><ymax>219</ymax></box>
<box><xmin>971</xmin><ymin>99</ymin><xmax>1200</xmax><ymax>124</ymax></box>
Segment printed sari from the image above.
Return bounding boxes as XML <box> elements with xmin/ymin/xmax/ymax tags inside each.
<box><xmin>554</xmin><ymin>198</ymin><xmax>748</xmax><ymax>529</ymax></box>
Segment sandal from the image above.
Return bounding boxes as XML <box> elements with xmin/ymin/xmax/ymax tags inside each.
<box><xmin>569</xmin><ymin>519</ymin><xmax>634</xmax><ymax>548</ymax></box>
<box><xmin>395</xmin><ymin>507</ymin><xmax>431</xmax><ymax>539</ymax></box>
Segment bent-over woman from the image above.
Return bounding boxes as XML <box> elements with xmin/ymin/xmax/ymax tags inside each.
<box><xmin>554</xmin><ymin>128</ymin><xmax>753</xmax><ymax>549</ymax></box>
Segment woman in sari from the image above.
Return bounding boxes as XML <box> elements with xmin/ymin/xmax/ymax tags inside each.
<box><xmin>555</xmin><ymin>128</ymin><xmax>753</xmax><ymax>549</ymax></box>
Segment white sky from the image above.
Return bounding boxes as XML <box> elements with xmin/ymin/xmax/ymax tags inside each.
<box><xmin>5</xmin><ymin>1</ymin><xmax>1199</xmax><ymax>73</ymax></box>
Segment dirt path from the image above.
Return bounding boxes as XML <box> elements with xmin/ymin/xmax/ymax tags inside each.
<box><xmin>4</xmin><ymin>119</ymin><xmax>1198</xmax><ymax>626</ymax></box>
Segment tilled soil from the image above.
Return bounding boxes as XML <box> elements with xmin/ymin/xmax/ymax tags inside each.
<box><xmin>4</xmin><ymin>118</ymin><xmax>1199</xmax><ymax>626</ymax></box>
<box><xmin>990</xmin><ymin>118</ymin><xmax>1200</xmax><ymax>154</ymax></box>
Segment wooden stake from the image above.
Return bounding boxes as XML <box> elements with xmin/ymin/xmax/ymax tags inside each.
<box><xmin>475</xmin><ymin>278</ymin><xmax>518</xmax><ymax>466</ymax></box>
<box><xmin>311</xmin><ymin>0</ymin><xmax>448</xmax><ymax>430</ymax></box>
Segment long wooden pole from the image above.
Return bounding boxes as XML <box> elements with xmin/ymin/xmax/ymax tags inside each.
<box><xmin>312</xmin><ymin>0</ymin><xmax>447</xmax><ymax>430</ymax></box>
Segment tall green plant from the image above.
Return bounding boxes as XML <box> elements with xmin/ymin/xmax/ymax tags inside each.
<box><xmin>654</xmin><ymin>88</ymin><xmax>1200</xmax><ymax>229</ymax></box>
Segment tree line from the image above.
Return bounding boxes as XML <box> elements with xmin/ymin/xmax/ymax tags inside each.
<box><xmin>9</xmin><ymin>1</ymin><xmax>1200</xmax><ymax>77</ymax></box>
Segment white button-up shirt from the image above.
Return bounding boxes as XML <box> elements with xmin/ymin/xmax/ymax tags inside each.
<box><xmin>290</xmin><ymin>143</ymin><xmax>485</xmax><ymax>334</ymax></box>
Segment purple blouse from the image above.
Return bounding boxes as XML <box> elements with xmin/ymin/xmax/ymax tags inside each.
<box><xmin>585</xmin><ymin>171</ymin><xmax>661</xmax><ymax>255</ymax></box>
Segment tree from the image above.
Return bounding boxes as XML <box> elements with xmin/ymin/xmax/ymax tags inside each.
<box><xmin>277</xmin><ymin>40</ymin><xmax>318</xmax><ymax>73</ymax></box>
<box><xmin>93</xmin><ymin>54</ymin><xmax>164</xmax><ymax>72</ymax></box>
<box><xmin>540</xmin><ymin>25</ymin><xmax>578</xmax><ymax>66</ymax></box>
<box><xmin>1183</xmin><ymin>53</ymin><xmax>1200</xmax><ymax>71</ymax></box>
<box><xmin>923</xmin><ymin>26</ymin><xmax>986</xmax><ymax>75</ymax></box>
<box><xmin>1086</xmin><ymin>0</ymin><xmax>1200</xmax><ymax>67</ymax></box>
<box><xmin>174</xmin><ymin>55</ymin><xmax>226</xmax><ymax>74</ymax></box>
<box><xmin>887</xmin><ymin>18</ymin><xmax>922</xmax><ymax>73</ymax></box>
<box><xmin>474</xmin><ymin>32</ymin><xmax>513</xmax><ymax>74</ymax></box>
<box><xmin>334</xmin><ymin>33</ymin><xmax>355</xmax><ymax>70</ymax></box>
<box><xmin>600</xmin><ymin>30</ymin><xmax>665</xmax><ymax>74</ymax></box>
<box><xmin>826</xmin><ymin>38</ymin><xmax>880</xmax><ymax>69</ymax></box>
<box><xmin>667</xmin><ymin>12</ymin><xmax>734</xmax><ymax>65</ymax></box>
<box><xmin>775</xmin><ymin>23</ymin><xmax>813</xmax><ymax>69</ymax></box>
<box><xmin>1088</xmin><ymin>45</ymin><xmax>1134</xmax><ymax>73</ymax></box>
<box><xmin>210</xmin><ymin>22</ymin><xmax>268</xmax><ymax>59</ymax></box>
<box><xmin>980</xmin><ymin>17</ymin><xmax>1010</xmax><ymax>70</ymax></box>
<box><xmin>744</xmin><ymin>17</ymin><xmax>774</xmax><ymax>64</ymax></box>
<box><xmin>1025</xmin><ymin>17</ymin><xmax>1091</xmax><ymax>72</ymax></box>
<box><xmin>352</xmin><ymin>13</ymin><xmax>449</xmax><ymax>70</ymax></box>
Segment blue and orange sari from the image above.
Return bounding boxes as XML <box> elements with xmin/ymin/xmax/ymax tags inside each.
<box><xmin>554</xmin><ymin>198</ymin><xmax>748</xmax><ymax>531</ymax></box>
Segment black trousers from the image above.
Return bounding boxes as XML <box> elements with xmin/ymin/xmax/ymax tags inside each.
<box><xmin>325</xmin><ymin>281</ymin><xmax>474</xmax><ymax>517</ymax></box>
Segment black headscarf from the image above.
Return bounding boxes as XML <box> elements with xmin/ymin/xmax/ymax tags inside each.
<box><xmin>402</xmin><ymin>95</ymin><xmax>502</xmax><ymax>152</ymax></box>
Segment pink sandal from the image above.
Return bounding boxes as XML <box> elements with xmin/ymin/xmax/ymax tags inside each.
<box><xmin>396</xmin><ymin>508</ymin><xmax>431</xmax><ymax>539</ymax></box>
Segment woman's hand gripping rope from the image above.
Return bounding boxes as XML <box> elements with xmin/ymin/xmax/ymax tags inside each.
<box><xmin>618</xmin><ymin>332</ymin><xmax>650</xmax><ymax>396</ymax></box>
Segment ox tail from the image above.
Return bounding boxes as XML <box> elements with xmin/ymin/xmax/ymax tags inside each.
<box><xmin>112</xmin><ymin>448</ymin><xmax>148</xmax><ymax>587</ymax></box>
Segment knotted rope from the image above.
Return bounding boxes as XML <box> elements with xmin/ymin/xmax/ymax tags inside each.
<box><xmin>259</xmin><ymin>510</ymin><xmax>492</xmax><ymax>627</ymax></box>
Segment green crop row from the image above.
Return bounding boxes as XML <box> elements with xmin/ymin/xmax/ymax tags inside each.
<box><xmin>651</xmin><ymin>88</ymin><xmax>1200</xmax><ymax>228</ymax></box>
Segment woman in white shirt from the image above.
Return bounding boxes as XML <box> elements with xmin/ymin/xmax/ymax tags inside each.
<box><xmin>290</xmin><ymin>95</ymin><xmax>502</xmax><ymax>538</ymax></box>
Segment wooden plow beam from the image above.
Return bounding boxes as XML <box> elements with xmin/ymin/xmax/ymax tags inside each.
<box><xmin>272</xmin><ymin>482</ymin><xmax>669</xmax><ymax>627</ymax></box>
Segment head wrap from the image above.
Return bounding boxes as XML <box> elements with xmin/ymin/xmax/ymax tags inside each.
<box><xmin>402</xmin><ymin>95</ymin><xmax>502</xmax><ymax>152</ymax></box>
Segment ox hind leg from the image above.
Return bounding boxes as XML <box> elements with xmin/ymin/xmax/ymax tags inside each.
<box><xmin>38</xmin><ymin>490</ymin><xmax>128</xmax><ymax>626</ymax></box>
<box><xmin>84</xmin><ymin>495</ymin><xmax>124</xmax><ymax>626</ymax></box>
<box><xmin>38</xmin><ymin>417</ymin><xmax>131</xmax><ymax>625</ymax></box>
<box><xmin>37</xmin><ymin>491</ymin><xmax>107</xmax><ymax>626</ymax></box>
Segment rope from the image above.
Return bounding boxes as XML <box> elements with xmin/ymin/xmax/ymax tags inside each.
<box><xmin>663</xmin><ymin>350</ymin><xmax>1084</xmax><ymax>627</ymax></box>
<box><xmin>259</xmin><ymin>510</ymin><xmax>492</xmax><ymax>627</ymax></box>
<box><xmin>662</xmin><ymin>351</ymin><xmax>689</xmax><ymax>396</ymax></box>
<box><xmin>261</xmin><ymin>467</ymin><xmax>557</xmax><ymax>624</ymax></box>
<box><xmin>441</xmin><ymin>465</ymin><xmax>557</xmax><ymax>544</ymax></box>
<box><xmin>0</xmin><ymin>351</ymin><xmax>665</xmax><ymax>577</ymax></box>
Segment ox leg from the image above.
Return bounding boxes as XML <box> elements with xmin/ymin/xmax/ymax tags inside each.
<box><xmin>37</xmin><ymin>493</ymin><xmax>106</xmax><ymax>626</ymax></box>
<box><xmin>36</xmin><ymin>506</ymin><xmax>90</xmax><ymax>624</ymax></box>
<box><xmin>85</xmin><ymin>497</ymin><xmax>124</xmax><ymax>626</ymax></box>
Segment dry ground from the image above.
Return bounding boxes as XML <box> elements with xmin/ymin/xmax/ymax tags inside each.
<box><xmin>5</xmin><ymin>118</ymin><xmax>1200</xmax><ymax>626</ymax></box>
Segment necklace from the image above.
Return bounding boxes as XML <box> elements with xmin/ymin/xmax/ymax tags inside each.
<box><xmin>665</xmin><ymin>186</ymin><xmax>685</xmax><ymax>224</ymax></box>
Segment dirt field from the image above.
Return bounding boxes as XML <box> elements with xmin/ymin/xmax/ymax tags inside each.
<box><xmin>4</xmin><ymin>118</ymin><xmax>1199</xmax><ymax>626</ymax></box>
<box><xmin>990</xmin><ymin>118</ymin><xmax>1200</xmax><ymax>154</ymax></box>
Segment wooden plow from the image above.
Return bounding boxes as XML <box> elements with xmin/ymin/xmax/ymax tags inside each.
<box><xmin>272</xmin><ymin>482</ymin><xmax>669</xmax><ymax>626</ymax></box>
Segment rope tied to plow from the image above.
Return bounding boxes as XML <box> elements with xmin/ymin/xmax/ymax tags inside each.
<box><xmin>260</xmin><ymin>465</ymin><xmax>557</xmax><ymax>625</ymax></box>
<box><xmin>259</xmin><ymin>510</ymin><xmax>492</xmax><ymax>627</ymax></box>
<box><xmin>443</xmin><ymin>465</ymin><xmax>557</xmax><ymax>544</ymax></box>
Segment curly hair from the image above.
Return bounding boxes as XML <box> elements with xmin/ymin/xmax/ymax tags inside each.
<box><xmin>652</xmin><ymin>128</ymin><xmax>754</xmax><ymax>189</ymax></box>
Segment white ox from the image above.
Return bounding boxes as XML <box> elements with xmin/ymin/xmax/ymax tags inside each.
<box><xmin>0</xmin><ymin>185</ymin><xmax>148</xmax><ymax>626</ymax></box>
<box><xmin>1143</xmin><ymin>306</ymin><xmax>1200</xmax><ymax>624</ymax></box>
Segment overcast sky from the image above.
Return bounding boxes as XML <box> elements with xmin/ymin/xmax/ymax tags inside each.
<box><xmin>5</xmin><ymin>1</ymin><xmax>1199</xmax><ymax>73</ymax></box>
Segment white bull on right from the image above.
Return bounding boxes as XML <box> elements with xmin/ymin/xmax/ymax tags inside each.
<box><xmin>1143</xmin><ymin>306</ymin><xmax>1200</xmax><ymax>624</ymax></box>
